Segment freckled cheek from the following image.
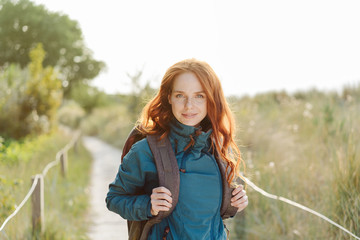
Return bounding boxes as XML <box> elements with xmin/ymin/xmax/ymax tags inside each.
<box><xmin>171</xmin><ymin>104</ymin><xmax>182</xmax><ymax>118</ymax></box>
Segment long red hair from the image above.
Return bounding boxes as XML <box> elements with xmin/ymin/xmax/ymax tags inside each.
<box><xmin>138</xmin><ymin>58</ymin><xmax>244</xmax><ymax>185</ymax></box>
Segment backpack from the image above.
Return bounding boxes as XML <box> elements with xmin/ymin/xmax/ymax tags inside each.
<box><xmin>121</xmin><ymin>127</ymin><xmax>239</xmax><ymax>240</ymax></box>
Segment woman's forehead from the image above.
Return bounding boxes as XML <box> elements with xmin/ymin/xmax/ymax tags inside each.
<box><xmin>172</xmin><ymin>72</ymin><xmax>204</xmax><ymax>92</ymax></box>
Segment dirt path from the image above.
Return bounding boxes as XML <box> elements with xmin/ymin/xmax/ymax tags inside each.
<box><xmin>83</xmin><ymin>136</ymin><xmax>128</xmax><ymax>240</ymax></box>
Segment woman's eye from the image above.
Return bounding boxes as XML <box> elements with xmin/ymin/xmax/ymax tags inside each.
<box><xmin>195</xmin><ymin>94</ymin><xmax>205</xmax><ymax>99</ymax></box>
<box><xmin>175</xmin><ymin>94</ymin><xmax>184</xmax><ymax>98</ymax></box>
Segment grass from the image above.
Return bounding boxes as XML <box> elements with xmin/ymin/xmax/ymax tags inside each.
<box><xmin>79</xmin><ymin>104</ymin><xmax>134</xmax><ymax>149</ymax></box>
<box><xmin>0</xmin><ymin>129</ymin><xmax>92</xmax><ymax>240</ymax></box>
<box><xmin>228</xmin><ymin>88</ymin><xmax>360</xmax><ymax>239</ymax></box>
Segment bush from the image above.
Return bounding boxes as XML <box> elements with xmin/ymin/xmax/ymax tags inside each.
<box><xmin>67</xmin><ymin>82</ymin><xmax>111</xmax><ymax>113</ymax></box>
<box><xmin>0</xmin><ymin>175</ymin><xmax>22</xmax><ymax>222</ymax></box>
<box><xmin>0</xmin><ymin>131</ymin><xmax>54</xmax><ymax>165</ymax></box>
<box><xmin>57</xmin><ymin>100</ymin><xmax>86</xmax><ymax>129</ymax></box>
<box><xmin>0</xmin><ymin>43</ymin><xmax>62</xmax><ymax>139</ymax></box>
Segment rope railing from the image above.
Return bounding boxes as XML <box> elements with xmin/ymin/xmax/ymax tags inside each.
<box><xmin>0</xmin><ymin>175</ymin><xmax>40</xmax><ymax>232</ymax></box>
<box><xmin>42</xmin><ymin>130</ymin><xmax>80</xmax><ymax>177</ymax></box>
<box><xmin>0</xmin><ymin>130</ymin><xmax>81</xmax><ymax>234</ymax></box>
<box><xmin>42</xmin><ymin>151</ymin><xmax>63</xmax><ymax>177</ymax></box>
<box><xmin>242</xmin><ymin>175</ymin><xmax>360</xmax><ymax>240</ymax></box>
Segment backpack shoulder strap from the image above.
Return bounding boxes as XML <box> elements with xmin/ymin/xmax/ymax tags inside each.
<box><xmin>139</xmin><ymin>134</ymin><xmax>180</xmax><ymax>240</ymax></box>
<box><xmin>121</xmin><ymin>126</ymin><xmax>145</xmax><ymax>161</ymax></box>
<box><xmin>214</xmin><ymin>153</ymin><xmax>239</xmax><ymax>219</ymax></box>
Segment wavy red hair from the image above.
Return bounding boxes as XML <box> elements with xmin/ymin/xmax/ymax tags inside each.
<box><xmin>138</xmin><ymin>58</ymin><xmax>244</xmax><ymax>185</ymax></box>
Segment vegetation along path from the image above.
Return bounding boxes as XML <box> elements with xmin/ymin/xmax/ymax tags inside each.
<box><xmin>83</xmin><ymin>136</ymin><xmax>128</xmax><ymax>240</ymax></box>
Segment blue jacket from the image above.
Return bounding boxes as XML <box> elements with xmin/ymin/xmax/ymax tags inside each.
<box><xmin>106</xmin><ymin>120</ymin><xmax>227</xmax><ymax>239</ymax></box>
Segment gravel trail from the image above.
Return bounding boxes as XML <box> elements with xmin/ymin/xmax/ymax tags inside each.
<box><xmin>83</xmin><ymin>136</ymin><xmax>128</xmax><ymax>240</ymax></box>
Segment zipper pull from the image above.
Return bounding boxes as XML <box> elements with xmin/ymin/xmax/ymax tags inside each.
<box><xmin>162</xmin><ymin>226</ymin><xmax>170</xmax><ymax>240</ymax></box>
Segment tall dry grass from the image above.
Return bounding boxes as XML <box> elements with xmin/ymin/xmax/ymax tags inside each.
<box><xmin>229</xmin><ymin>87</ymin><xmax>360</xmax><ymax>239</ymax></box>
<box><xmin>79</xmin><ymin>104</ymin><xmax>134</xmax><ymax>149</ymax></box>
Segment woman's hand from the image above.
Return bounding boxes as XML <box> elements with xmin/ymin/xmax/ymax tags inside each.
<box><xmin>231</xmin><ymin>184</ymin><xmax>248</xmax><ymax>212</ymax></box>
<box><xmin>150</xmin><ymin>186</ymin><xmax>173</xmax><ymax>216</ymax></box>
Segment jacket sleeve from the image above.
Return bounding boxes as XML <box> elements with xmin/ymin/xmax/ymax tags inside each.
<box><xmin>105</xmin><ymin>140</ymin><xmax>156</xmax><ymax>221</ymax></box>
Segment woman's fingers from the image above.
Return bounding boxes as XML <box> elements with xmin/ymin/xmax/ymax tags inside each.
<box><xmin>232</xmin><ymin>195</ymin><xmax>248</xmax><ymax>206</ymax></box>
<box><xmin>153</xmin><ymin>186</ymin><xmax>172</xmax><ymax>196</ymax></box>
<box><xmin>152</xmin><ymin>187</ymin><xmax>173</xmax><ymax>203</ymax></box>
<box><xmin>231</xmin><ymin>184</ymin><xmax>243</xmax><ymax>195</ymax></box>
<box><xmin>231</xmin><ymin>189</ymin><xmax>246</xmax><ymax>202</ymax></box>
<box><xmin>231</xmin><ymin>185</ymin><xmax>246</xmax><ymax>201</ymax></box>
<box><xmin>150</xmin><ymin>186</ymin><xmax>173</xmax><ymax>216</ymax></box>
<box><xmin>152</xmin><ymin>193</ymin><xmax>173</xmax><ymax>203</ymax></box>
<box><xmin>231</xmin><ymin>185</ymin><xmax>249</xmax><ymax>212</ymax></box>
<box><xmin>231</xmin><ymin>194</ymin><xmax>249</xmax><ymax>212</ymax></box>
<box><xmin>151</xmin><ymin>199</ymin><xmax>172</xmax><ymax>209</ymax></box>
<box><xmin>236</xmin><ymin>199</ymin><xmax>248</xmax><ymax>212</ymax></box>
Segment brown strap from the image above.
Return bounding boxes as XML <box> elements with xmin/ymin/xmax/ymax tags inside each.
<box><xmin>214</xmin><ymin>154</ymin><xmax>238</xmax><ymax>219</ymax></box>
<box><xmin>139</xmin><ymin>135</ymin><xmax>180</xmax><ymax>240</ymax></box>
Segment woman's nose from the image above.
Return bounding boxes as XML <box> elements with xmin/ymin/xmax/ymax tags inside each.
<box><xmin>184</xmin><ymin>97</ymin><xmax>194</xmax><ymax>108</ymax></box>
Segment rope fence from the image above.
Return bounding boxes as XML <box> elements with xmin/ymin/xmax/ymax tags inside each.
<box><xmin>0</xmin><ymin>176</ymin><xmax>39</xmax><ymax>232</ymax></box>
<box><xmin>242</xmin><ymin>175</ymin><xmax>360</xmax><ymax>240</ymax></box>
<box><xmin>0</xmin><ymin>130</ymin><xmax>81</xmax><ymax>234</ymax></box>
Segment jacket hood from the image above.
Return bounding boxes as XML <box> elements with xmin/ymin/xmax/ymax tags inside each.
<box><xmin>169</xmin><ymin>118</ymin><xmax>212</xmax><ymax>155</ymax></box>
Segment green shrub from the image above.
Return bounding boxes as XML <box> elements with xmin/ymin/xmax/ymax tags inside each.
<box><xmin>0</xmin><ymin>132</ymin><xmax>54</xmax><ymax>165</ymax></box>
<box><xmin>57</xmin><ymin>100</ymin><xmax>86</xmax><ymax>129</ymax></box>
<box><xmin>0</xmin><ymin>44</ymin><xmax>62</xmax><ymax>139</ymax></box>
<box><xmin>67</xmin><ymin>82</ymin><xmax>111</xmax><ymax>113</ymax></box>
<box><xmin>0</xmin><ymin>175</ymin><xmax>22</xmax><ymax>222</ymax></box>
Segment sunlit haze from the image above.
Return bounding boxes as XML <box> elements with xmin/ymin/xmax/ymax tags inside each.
<box><xmin>33</xmin><ymin>0</ymin><xmax>360</xmax><ymax>96</ymax></box>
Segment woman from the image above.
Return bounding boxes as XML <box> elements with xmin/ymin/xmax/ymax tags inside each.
<box><xmin>106</xmin><ymin>58</ymin><xmax>248</xmax><ymax>239</ymax></box>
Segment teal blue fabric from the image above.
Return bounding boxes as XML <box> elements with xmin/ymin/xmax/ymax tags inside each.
<box><xmin>106</xmin><ymin>120</ymin><xmax>226</xmax><ymax>239</ymax></box>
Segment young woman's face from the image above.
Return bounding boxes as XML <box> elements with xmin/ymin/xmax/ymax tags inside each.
<box><xmin>168</xmin><ymin>72</ymin><xmax>207</xmax><ymax>127</ymax></box>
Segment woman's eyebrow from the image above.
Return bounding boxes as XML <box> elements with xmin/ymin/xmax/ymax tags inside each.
<box><xmin>172</xmin><ymin>90</ymin><xmax>205</xmax><ymax>94</ymax></box>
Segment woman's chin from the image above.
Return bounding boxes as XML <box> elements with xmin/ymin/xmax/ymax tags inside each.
<box><xmin>179</xmin><ymin>119</ymin><xmax>201</xmax><ymax>127</ymax></box>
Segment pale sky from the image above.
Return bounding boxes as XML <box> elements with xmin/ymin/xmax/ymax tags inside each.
<box><xmin>33</xmin><ymin>0</ymin><xmax>360</xmax><ymax>97</ymax></box>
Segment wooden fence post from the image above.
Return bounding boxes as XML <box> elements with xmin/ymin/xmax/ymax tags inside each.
<box><xmin>60</xmin><ymin>151</ymin><xmax>68</xmax><ymax>177</ymax></box>
<box><xmin>73</xmin><ymin>138</ymin><xmax>78</xmax><ymax>154</ymax></box>
<box><xmin>31</xmin><ymin>174</ymin><xmax>44</xmax><ymax>234</ymax></box>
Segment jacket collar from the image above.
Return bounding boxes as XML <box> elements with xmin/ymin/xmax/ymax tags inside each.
<box><xmin>169</xmin><ymin>119</ymin><xmax>212</xmax><ymax>154</ymax></box>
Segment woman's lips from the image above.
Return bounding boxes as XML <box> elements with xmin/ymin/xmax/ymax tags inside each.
<box><xmin>182</xmin><ymin>113</ymin><xmax>197</xmax><ymax>119</ymax></box>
